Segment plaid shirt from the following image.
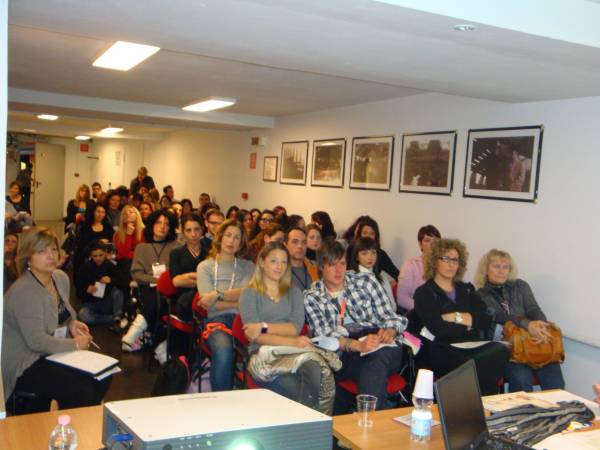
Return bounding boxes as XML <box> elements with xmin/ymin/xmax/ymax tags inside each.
<box><xmin>304</xmin><ymin>271</ymin><xmax>408</xmax><ymax>339</ymax></box>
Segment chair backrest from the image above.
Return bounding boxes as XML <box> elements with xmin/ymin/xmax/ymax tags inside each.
<box><xmin>232</xmin><ymin>314</ymin><xmax>249</xmax><ymax>346</ymax></box>
<box><xmin>191</xmin><ymin>292</ymin><xmax>208</xmax><ymax>318</ymax></box>
<box><xmin>157</xmin><ymin>270</ymin><xmax>178</xmax><ymax>297</ymax></box>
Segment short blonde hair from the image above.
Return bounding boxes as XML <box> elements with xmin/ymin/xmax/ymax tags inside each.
<box><xmin>423</xmin><ymin>238</ymin><xmax>468</xmax><ymax>282</ymax></box>
<box><xmin>116</xmin><ymin>205</ymin><xmax>145</xmax><ymax>244</ymax></box>
<box><xmin>16</xmin><ymin>227</ymin><xmax>60</xmax><ymax>275</ymax></box>
<box><xmin>249</xmin><ymin>242</ymin><xmax>292</xmax><ymax>299</ymax></box>
<box><xmin>473</xmin><ymin>249</ymin><xmax>519</xmax><ymax>288</ymax></box>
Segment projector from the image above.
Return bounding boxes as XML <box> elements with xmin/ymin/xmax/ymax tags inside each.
<box><xmin>102</xmin><ymin>389</ymin><xmax>332</xmax><ymax>450</ymax></box>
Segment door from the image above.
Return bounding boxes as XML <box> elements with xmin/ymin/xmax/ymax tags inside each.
<box><xmin>33</xmin><ymin>143</ymin><xmax>65</xmax><ymax>221</ymax></box>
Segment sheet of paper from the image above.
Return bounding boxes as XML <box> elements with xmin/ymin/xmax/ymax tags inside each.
<box><xmin>483</xmin><ymin>391</ymin><xmax>556</xmax><ymax>413</ymax></box>
<box><xmin>311</xmin><ymin>336</ymin><xmax>339</xmax><ymax>352</ymax></box>
<box><xmin>93</xmin><ymin>281</ymin><xmax>106</xmax><ymax>298</ymax></box>
<box><xmin>534</xmin><ymin>429</ymin><xmax>600</xmax><ymax>450</ymax></box>
<box><xmin>94</xmin><ymin>366</ymin><xmax>121</xmax><ymax>381</ymax></box>
<box><xmin>358</xmin><ymin>336</ymin><xmax>397</xmax><ymax>356</ymax></box>
<box><xmin>46</xmin><ymin>350</ymin><xmax>119</xmax><ymax>376</ymax></box>
<box><xmin>450</xmin><ymin>340</ymin><xmax>491</xmax><ymax>349</ymax></box>
<box><xmin>393</xmin><ymin>413</ymin><xmax>440</xmax><ymax>427</ymax></box>
<box><xmin>529</xmin><ymin>390</ymin><xmax>600</xmax><ymax>420</ymax></box>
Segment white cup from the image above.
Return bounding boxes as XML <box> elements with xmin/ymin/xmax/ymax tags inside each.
<box><xmin>356</xmin><ymin>394</ymin><xmax>377</xmax><ymax>427</ymax></box>
<box><xmin>413</xmin><ymin>369</ymin><xmax>434</xmax><ymax>399</ymax></box>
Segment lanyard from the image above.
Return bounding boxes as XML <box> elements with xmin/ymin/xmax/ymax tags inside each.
<box><xmin>29</xmin><ymin>269</ymin><xmax>63</xmax><ymax>305</ymax></box>
<box><xmin>338</xmin><ymin>298</ymin><xmax>347</xmax><ymax>327</ymax></box>
<box><xmin>214</xmin><ymin>257</ymin><xmax>238</xmax><ymax>292</ymax></box>
<box><xmin>151</xmin><ymin>242</ymin><xmax>167</xmax><ymax>261</ymax></box>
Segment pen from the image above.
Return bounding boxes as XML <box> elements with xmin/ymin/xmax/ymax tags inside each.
<box><xmin>78</xmin><ymin>329</ymin><xmax>101</xmax><ymax>350</ymax></box>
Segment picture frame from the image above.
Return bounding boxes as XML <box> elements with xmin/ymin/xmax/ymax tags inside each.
<box><xmin>399</xmin><ymin>130</ymin><xmax>457</xmax><ymax>195</ymax></box>
<box><xmin>310</xmin><ymin>138</ymin><xmax>346</xmax><ymax>188</ymax></box>
<box><xmin>463</xmin><ymin>125</ymin><xmax>543</xmax><ymax>202</ymax></box>
<box><xmin>262</xmin><ymin>156</ymin><xmax>278</xmax><ymax>182</ymax></box>
<box><xmin>280</xmin><ymin>141</ymin><xmax>309</xmax><ymax>185</ymax></box>
<box><xmin>349</xmin><ymin>135</ymin><xmax>394</xmax><ymax>191</ymax></box>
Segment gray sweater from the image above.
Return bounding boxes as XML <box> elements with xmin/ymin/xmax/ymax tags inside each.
<box><xmin>2</xmin><ymin>270</ymin><xmax>77</xmax><ymax>400</ymax></box>
<box><xmin>239</xmin><ymin>286</ymin><xmax>305</xmax><ymax>354</ymax></box>
<box><xmin>131</xmin><ymin>241</ymin><xmax>180</xmax><ymax>284</ymax></box>
<box><xmin>196</xmin><ymin>257</ymin><xmax>255</xmax><ymax>319</ymax></box>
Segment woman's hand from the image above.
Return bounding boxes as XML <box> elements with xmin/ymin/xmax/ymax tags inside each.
<box><xmin>126</xmin><ymin>222</ymin><xmax>136</xmax><ymax>234</ymax></box>
<box><xmin>377</xmin><ymin>328</ymin><xmax>397</xmax><ymax>344</ymax></box>
<box><xmin>86</xmin><ymin>285</ymin><xmax>97</xmax><ymax>294</ymax></box>
<box><xmin>186</xmin><ymin>272</ymin><xmax>197</xmax><ymax>281</ymax></box>
<box><xmin>100</xmin><ymin>276</ymin><xmax>111</xmax><ymax>284</ymax></box>
<box><xmin>69</xmin><ymin>320</ymin><xmax>90</xmax><ymax>338</ymax></box>
<box><xmin>441</xmin><ymin>312</ymin><xmax>473</xmax><ymax>328</ymax></box>
<box><xmin>528</xmin><ymin>320</ymin><xmax>551</xmax><ymax>343</ymax></box>
<box><xmin>74</xmin><ymin>333</ymin><xmax>92</xmax><ymax>350</ymax></box>
<box><xmin>293</xmin><ymin>336</ymin><xmax>313</xmax><ymax>348</ymax></box>
<box><xmin>243</xmin><ymin>323</ymin><xmax>263</xmax><ymax>341</ymax></box>
<box><xmin>357</xmin><ymin>334</ymin><xmax>381</xmax><ymax>353</ymax></box>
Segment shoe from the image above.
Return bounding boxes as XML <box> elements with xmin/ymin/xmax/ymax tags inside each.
<box><xmin>154</xmin><ymin>340</ymin><xmax>167</xmax><ymax>364</ymax></box>
<box><xmin>122</xmin><ymin>336</ymin><xmax>143</xmax><ymax>352</ymax></box>
<box><xmin>121</xmin><ymin>314</ymin><xmax>147</xmax><ymax>350</ymax></box>
<box><xmin>119</xmin><ymin>316</ymin><xmax>129</xmax><ymax>329</ymax></box>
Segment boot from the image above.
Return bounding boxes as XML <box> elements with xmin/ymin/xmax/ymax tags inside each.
<box><xmin>121</xmin><ymin>314</ymin><xmax>148</xmax><ymax>352</ymax></box>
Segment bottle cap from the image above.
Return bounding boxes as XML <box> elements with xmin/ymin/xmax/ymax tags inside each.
<box><xmin>413</xmin><ymin>368</ymin><xmax>434</xmax><ymax>399</ymax></box>
<box><xmin>58</xmin><ymin>415</ymin><xmax>71</xmax><ymax>426</ymax></box>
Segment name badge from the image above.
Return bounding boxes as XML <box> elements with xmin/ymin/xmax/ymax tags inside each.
<box><xmin>152</xmin><ymin>263</ymin><xmax>167</xmax><ymax>278</ymax></box>
<box><xmin>54</xmin><ymin>326</ymin><xmax>67</xmax><ymax>338</ymax></box>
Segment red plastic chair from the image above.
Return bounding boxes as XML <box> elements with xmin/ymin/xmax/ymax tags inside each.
<box><xmin>157</xmin><ymin>271</ymin><xmax>194</xmax><ymax>360</ymax></box>
<box><xmin>338</xmin><ymin>374</ymin><xmax>407</xmax><ymax>396</ymax></box>
<box><xmin>231</xmin><ymin>314</ymin><xmax>261</xmax><ymax>389</ymax></box>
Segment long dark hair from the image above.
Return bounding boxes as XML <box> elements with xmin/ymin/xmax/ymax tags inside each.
<box><xmin>311</xmin><ymin>211</ymin><xmax>336</xmax><ymax>240</ymax></box>
<box><xmin>348</xmin><ymin>237</ymin><xmax>382</xmax><ymax>282</ymax></box>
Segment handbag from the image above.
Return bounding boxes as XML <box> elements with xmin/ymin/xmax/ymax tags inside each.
<box><xmin>503</xmin><ymin>321</ymin><xmax>564</xmax><ymax>369</ymax></box>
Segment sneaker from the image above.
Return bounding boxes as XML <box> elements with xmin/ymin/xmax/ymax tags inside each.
<box><xmin>121</xmin><ymin>336</ymin><xmax>143</xmax><ymax>352</ymax></box>
<box><xmin>119</xmin><ymin>317</ymin><xmax>129</xmax><ymax>329</ymax></box>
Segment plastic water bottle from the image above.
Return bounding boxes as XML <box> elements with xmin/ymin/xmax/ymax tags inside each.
<box><xmin>48</xmin><ymin>414</ymin><xmax>78</xmax><ymax>450</ymax></box>
<box><xmin>410</xmin><ymin>395</ymin><xmax>433</xmax><ymax>442</ymax></box>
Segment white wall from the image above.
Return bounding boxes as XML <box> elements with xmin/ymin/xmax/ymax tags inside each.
<box><xmin>239</xmin><ymin>92</ymin><xmax>600</xmax><ymax>399</ymax></box>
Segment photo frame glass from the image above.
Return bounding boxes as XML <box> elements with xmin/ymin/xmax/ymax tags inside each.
<box><xmin>399</xmin><ymin>131</ymin><xmax>456</xmax><ymax>195</ymax></box>
<box><xmin>262</xmin><ymin>156</ymin><xmax>278</xmax><ymax>182</ymax></box>
<box><xmin>280</xmin><ymin>141</ymin><xmax>309</xmax><ymax>185</ymax></box>
<box><xmin>463</xmin><ymin>126</ymin><xmax>543</xmax><ymax>202</ymax></box>
<box><xmin>349</xmin><ymin>136</ymin><xmax>394</xmax><ymax>190</ymax></box>
<box><xmin>311</xmin><ymin>138</ymin><xmax>346</xmax><ymax>187</ymax></box>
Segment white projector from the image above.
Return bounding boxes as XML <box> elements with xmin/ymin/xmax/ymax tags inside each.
<box><xmin>102</xmin><ymin>389</ymin><xmax>332</xmax><ymax>449</ymax></box>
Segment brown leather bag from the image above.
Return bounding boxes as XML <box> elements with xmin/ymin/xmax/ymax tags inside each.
<box><xmin>503</xmin><ymin>321</ymin><xmax>564</xmax><ymax>369</ymax></box>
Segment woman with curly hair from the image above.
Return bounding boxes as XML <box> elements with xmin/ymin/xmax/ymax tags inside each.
<box><xmin>413</xmin><ymin>238</ymin><xmax>508</xmax><ymax>395</ymax></box>
<box><xmin>475</xmin><ymin>249</ymin><xmax>564</xmax><ymax>392</ymax></box>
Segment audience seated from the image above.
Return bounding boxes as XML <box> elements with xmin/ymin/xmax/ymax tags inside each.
<box><xmin>396</xmin><ymin>225</ymin><xmax>441</xmax><ymax>312</ymax></box>
<box><xmin>171</xmin><ymin>213</ymin><xmax>207</xmax><ymax>321</ymax></box>
<box><xmin>112</xmin><ymin>204</ymin><xmax>145</xmax><ymax>298</ymax></box>
<box><xmin>104</xmin><ymin>190</ymin><xmax>122</xmax><ymax>230</ymax></box>
<box><xmin>130</xmin><ymin>166</ymin><xmax>155</xmax><ymax>194</ymax></box>
<box><xmin>287</xmin><ymin>214</ymin><xmax>305</xmax><ymax>229</ymax></box>
<box><xmin>198</xmin><ymin>192</ymin><xmax>211</xmax><ymax>212</ymax></box>
<box><xmin>159</xmin><ymin>195</ymin><xmax>171</xmax><ymax>209</ymax></box>
<box><xmin>226</xmin><ymin>205</ymin><xmax>239</xmax><ymax>220</ymax></box>
<box><xmin>196</xmin><ymin>219</ymin><xmax>254</xmax><ymax>391</ymax></box>
<box><xmin>181</xmin><ymin>198</ymin><xmax>193</xmax><ymax>216</ymax></box>
<box><xmin>310</xmin><ymin>210</ymin><xmax>336</xmax><ymax>240</ymax></box>
<box><xmin>2</xmin><ymin>227</ymin><xmax>110</xmax><ymax>414</ymax></box>
<box><xmin>4</xmin><ymin>232</ymin><xmax>19</xmax><ymax>293</ymax></box>
<box><xmin>305</xmin><ymin>224</ymin><xmax>322</xmax><ymax>264</ymax></box>
<box><xmin>348</xmin><ymin>237</ymin><xmax>395</xmax><ymax>310</ymax></box>
<box><xmin>138</xmin><ymin>201</ymin><xmax>154</xmax><ymax>224</ymax></box>
<box><xmin>121</xmin><ymin>210</ymin><xmax>180</xmax><ymax>351</ymax></box>
<box><xmin>201</xmin><ymin>208</ymin><xmax>225</xmax><ymax>255</ymax></box>
<box><xmin>149</xmin><ymin>188</ymin><xmax>161</xmax><ymax>212</ymax></box>
<box><xmin>285</xmin><ymin>226</ymin><xmax>319</xmax><ymax>291</ymax></box>
<box><xmin>475</xmin><ymin>249</ymin><xmax>565</xmax><ymax>392</ymax></box>
<box><xmin>91</xmin><ymin>182</ymin><xmax>104</xmax><ymax>203</ymax></box>
<box><xmin>250</xmin><ymin>208</ymin><xmax>261</xmax><ymax>224</ymax></box>
<box><xmin>65</xmin><ymin>184</ymin><xmax>94</xmax><ymax>232</ymax></box>
<box><xmin>5</xmin><ymin>199</ymin><xmax>33</xmax><ymax>233</ymax></box>
<box><xmin>413</xmin><ymin>238</ymin><xmax>509</xmax><ymax>395</ymax></box>
<box><xmin>163</xmin><ymin>184</ymin><xmax>175</xmax><ymax>202</ymax></box>
<box><xmin>247</xmin><ymin>223</ymin><xmax>284</xmax><ymax>262</ymax></box>
<box><xmin>236</xmin><ymin>209</ymin><xmax>255</xmax><ymax>239</ymax></box>
<box><xmin>240</xmin><ymin>242</ymin><xmax>331</xmax><ymax>413</ymax></box>
<box><xmin>6</xmin><ymin>181</ymin><xmax>30</xmax><ymax>213</ymax></box>
<box><xmin>77</xmin><ymin>241</ymin><xmax>124</xmax><ymax>329</ymax></box>
<box><xmin>304</xmin><ymin>239</ymin><xmax>406</xmax><ymax>412</ymax></box>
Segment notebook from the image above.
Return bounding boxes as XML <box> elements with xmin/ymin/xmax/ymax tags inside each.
<box><xmin>434</xmin><ymin>360</ymin><xmax>532</xmax><ymax>450</ymax></box>
<box><xmin>46</xmin><ymin>350</ymin><xmax>119</xmax><ymax>377</ymax></box>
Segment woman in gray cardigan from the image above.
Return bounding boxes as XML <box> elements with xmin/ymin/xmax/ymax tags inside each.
<box><xmin>475</xmin><ymin>249</ymin><xmax>565</xmax><ymax>392</ymax></box>
<box><xmin>2</xmin><ymin>227</ymin><xmax>110</xmax><ymax>414</ymax></box>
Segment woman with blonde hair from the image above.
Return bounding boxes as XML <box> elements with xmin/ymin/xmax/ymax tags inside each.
<box><xmin>476</xmin><ymin>249</ymin><xmax>565</xmax><ymax>392</ymax></box>
<box><xmin>196</xmin><ymin>219</ymin><xmax>255</xmax><ymax>391</ymax></box>
<box><xmin>114</xmin><ymin>205</ymin><xmax>145</xmax><ymax>260</ymax></box>
<box><xmin>65</xmin><ymin>184</ymin><xmax>93</xmax><ymax>232</ymax></box>
<box><xmin>413</xmin><ymin>238</ymin><xmax>508</xmax><ymax>395</ymax></box>
<box><xmin>2</xmin><ymin>227</ymin><xmax>110</xmax><ymax>414</ymax></box>
<box><xmin>240</xmin><ymin>242</ymin><xmax>323</xmax><ymax>411</ymax></box>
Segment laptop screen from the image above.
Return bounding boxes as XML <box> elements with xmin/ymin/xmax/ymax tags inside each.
<box><xmin>434</xmin><ymin>360</ymin><xmax>488</xmax><ymax>450</ymax></box>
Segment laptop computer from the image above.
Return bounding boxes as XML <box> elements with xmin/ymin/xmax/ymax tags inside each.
<box><xmin>434</xmin><ymin>360</ymin><xmax>532</xmax><ymax>450</ymax></box>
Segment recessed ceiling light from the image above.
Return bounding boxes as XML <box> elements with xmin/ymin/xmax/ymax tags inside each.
<box><xmin>100</xmin><ymin>127</ymin><xmax>124</xmax><ymax>134</ymax></box>
<box><xmin>37</xmin><ymin>114</ymin><xmax>58</xmax><ymax>121</ymax></box>
<box><xmin>93</xmin><ymin>41</ymin><xmax>160</xmax><ymax>71</ymax></box>
<box><xmin>454</xmin><ymin>24</ymin><xmax>477</xmax><ymax>32</ymax></box>
<box><xmin>75</xmin><ymin>135</ymin><xmax>91</xmax><ymax>141</ymax></box>
<box><xmin>23</xmin><ymin>128</ymin><xmax>37</xmax><ymax>133</ymax></box>
<box><xmin>182</xmin><ymin>96</ymin><xmax>237</xmax><ymax>112</ymax></box>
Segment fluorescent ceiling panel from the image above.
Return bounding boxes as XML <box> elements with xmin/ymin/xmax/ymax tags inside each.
<box><xmin>93</xmin><ymin>41</ymin><xmax>160</xmax><ymax>71</ymax></box>
<box><xmin>182</xmin><ymin>96</ymin><xmax>237</xmax><ymax>112</ymax></box>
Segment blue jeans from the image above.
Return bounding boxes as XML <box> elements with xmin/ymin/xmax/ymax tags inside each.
<box><xmin>78</xmin><ymin>288</ymin><xmax>124</xmax><ymax>325</ymax></box>
<box><xmin>505</xmin><ymin>362</ymin><xmax>565</xmax><ymax>392</ymax></box>
<box><xmin>206</xmin><ymin>313</ymin><xmax>235</xmax><ymax>391</ymax></box>
<box><xmin>255</xmin><ymin>360</ymin><xmax>322</xmax><ymax>410</ymax></box>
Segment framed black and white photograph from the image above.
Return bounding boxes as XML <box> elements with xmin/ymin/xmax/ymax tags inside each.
<box><xmin>399</xmin><ymin>131</ymin><xmax>457</xmax><ymax>195</ymax></box>
<box><xmin>310</xmin><ymin>138</ymin><xmax>346</xmax><ymax>188</ymax></box>
<box><xmin>463</xmin><ymin>126</ymin><xmax>543</xmax><ymax>202</ymax></box>
<box><xmin>349</xmin><ymin>135</ymin><xmax>394</xmax><ymax>191</ymax></box>
<box><xmin>280</xmin><ymin>141</ymin><xmax>309</xmax><ymax>185</ymax></box>
<box><xmin>262</xmin><ymin>156</ymin><xmax>278</xmax><ymax>182</ymax></box>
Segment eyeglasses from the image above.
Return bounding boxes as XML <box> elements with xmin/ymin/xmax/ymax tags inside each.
<box><xmin>438</xmin><ymin>256</ymin><xmax>459</xmax><ymax>265</ymax></box>
<box><xmin>260</xmin><ymin>217</ymin><xmax>273</xmax><ymax>223</ymax></box>
<box><xmin>490</xmin><ymin>263</ymin><xmax>511</xmax><ymax>271</ymax></box>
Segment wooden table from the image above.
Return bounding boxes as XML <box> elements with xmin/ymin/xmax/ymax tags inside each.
<box><xmin>0</xmin><ymin>405</ymin><xmax>103</xmax><ymax>450</ymax></box>
<box><xmin>332</xmin><ymin>405</ymin><xmax>444</xmax><ymax>450</ymax></box>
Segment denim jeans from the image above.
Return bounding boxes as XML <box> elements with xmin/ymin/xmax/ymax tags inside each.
<box><xmin>335</xmin><ymin>346</ymin><xmax>403</xmax><ymax>412</ymax></box>
<box><xmin>206</xmin><ymin>313</ymin><xmax>235</xmax><ymax>392</ymax></box>
<box><xmin>505</xmin><ymin>362</ymin><xmax>565</xmax><ymax>392</ymax></box>
<box><xmin>78</xmin><ymin>287</ymin><xmax>124</xmax><ymax>325</ymax></box>
<box><xmin>255</xmin><ymin>360</ymin><xmax>322</xmax><ymax>410</ymax></box>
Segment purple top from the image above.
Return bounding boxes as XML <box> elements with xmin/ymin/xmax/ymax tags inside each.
<box><xmin>396</xmin><ymin>255</ymin><xmax>425</xmax><ymax>310</ymax></box>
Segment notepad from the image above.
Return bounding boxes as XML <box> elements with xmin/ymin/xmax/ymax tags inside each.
<box><xmin>46</xmin><ymin>350</ymin><xmax>119</xmax><ymax>377</ymax></box>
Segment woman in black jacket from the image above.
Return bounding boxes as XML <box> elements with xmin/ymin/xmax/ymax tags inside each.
<box><xmin>413</xmin><ymin>238</ymin><xmax>508</xmax><ymax>395</ymax></box>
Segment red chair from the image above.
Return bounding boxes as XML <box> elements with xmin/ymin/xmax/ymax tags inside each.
<box><xmin>231</xmin><ymin>314</ymin><xmax>261</xmax><ymax>389</ymax></box>
<box><xmin>338</xmin><ymin>374</ymin><xmax>407</xmax><ymax>397</ymax></box>
<box><xmin>157</xmin><ymin>271</ymin><xmax>194</xmax><ymax>360</ymax></box>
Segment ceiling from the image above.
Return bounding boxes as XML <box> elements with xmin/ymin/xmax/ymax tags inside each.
<box><xmin>7</xmin><ymin>0</ymin><xmax>600</xmax><ymax>137</ymax></box>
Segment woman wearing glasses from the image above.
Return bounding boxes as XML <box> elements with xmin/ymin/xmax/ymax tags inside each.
<box><xmin>413</xmin><ymin>238</ymin><xmax>508</xmax><ymax>395</ymax></box>
<box><xmin>475</xmin><ymin>249</ymin><xmax>564</xmax><ymax>392</ymax></box>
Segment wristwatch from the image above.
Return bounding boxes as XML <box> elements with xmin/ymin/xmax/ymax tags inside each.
<box><xmin>216</xmin><ymin>291</ymin><xmax>224</xmax><ymax>301</ymax></box>
<box><xmin>261</xmin><ymin>322</ymin><xmax>269</xmax><ymax>334</ymax></box>
<box><xmin>454</xmin><ymin>312</ymin><xmax>463</xmax><ymax>324</ymax></box>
